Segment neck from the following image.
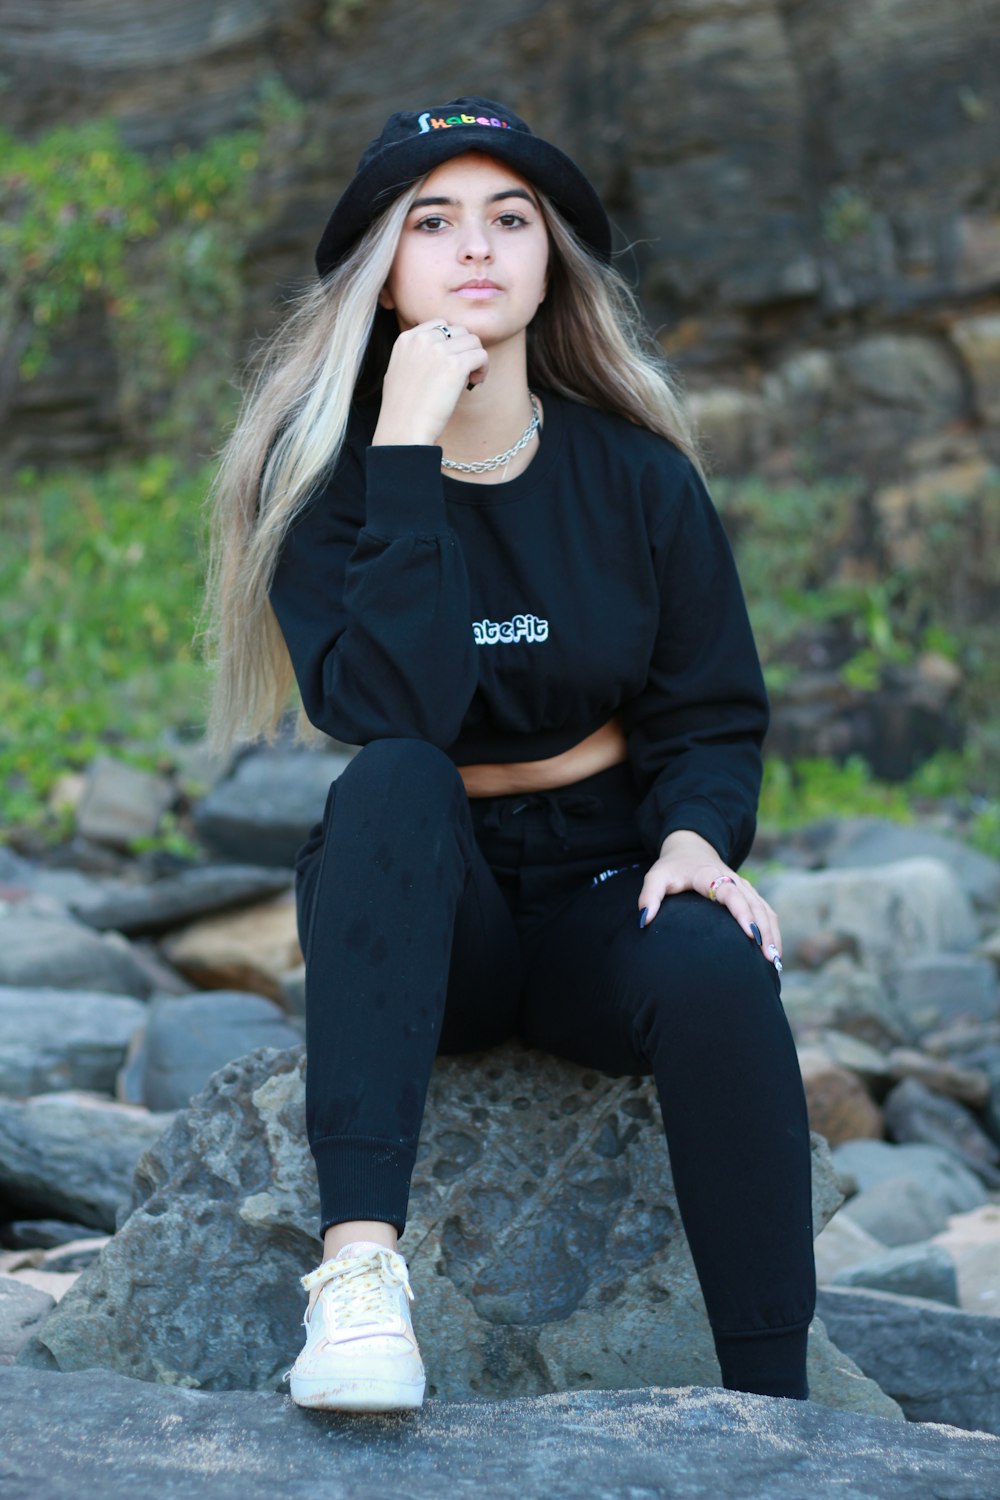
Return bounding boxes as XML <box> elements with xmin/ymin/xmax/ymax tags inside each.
<box><xmin>438</xmin><ymin>339</ymin><xmax>534</xmax><ymax>480</ymax></box>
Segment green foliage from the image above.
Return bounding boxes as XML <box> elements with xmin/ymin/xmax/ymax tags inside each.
<box><xmin>821</xmin><ymin>185</ymin><xmax>876</xmax><ymax>244</ymax></box>
<box><xmin>759</xmin><ymin>755</ymin><xmax>914</xmax><ymax>830</ymax></box>
<box><xmin>0</xmin><ymin>78</ymin><xmax>306</xmax><ymax>444</ymax></box>
<box><xmin>0</xmin><ymin>457</ymin><xmax>210</xmax><ymax>835</ymax></box>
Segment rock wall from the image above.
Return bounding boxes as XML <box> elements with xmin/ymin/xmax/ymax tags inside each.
<box><xmin>2</xmin><ymin>0</ymin><xmax>1000</xmax><ymax>474</ymax></box>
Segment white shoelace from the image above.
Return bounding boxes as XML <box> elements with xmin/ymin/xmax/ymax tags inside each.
<box><xmin>301</xmin><ymin>1249</ymin><xmax>414</xmax><ymax>1329</ymax></box>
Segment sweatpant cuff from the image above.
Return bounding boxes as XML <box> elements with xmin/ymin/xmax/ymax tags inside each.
<box><xmin>311</xmin><ymin>1134</ymin><xmax>417</xmax><ymax>1240</ymax></box>
<box><xmin>713</xmin><ymin>1321</ymin><xmax>811</xmax><ymax>1400</ymax></box>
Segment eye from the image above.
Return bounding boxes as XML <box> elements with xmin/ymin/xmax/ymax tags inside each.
<box><xmin>413</xmin><ymin>214</ymin><xmax>449</xmax><ymax>232</ymax></box>
<box><xmin>496</xmin><ymin>211</ymin><xmax>529</xmax><ymax>228</ymax></box>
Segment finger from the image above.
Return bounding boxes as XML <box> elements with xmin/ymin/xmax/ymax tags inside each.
<box><xmin>637</xmin><ymin>868</ymin><xmax>676</xmax><ymax>928</ymax></box>
<box><xmin>706</xmin><ymin>878</ymin><xmax>784</xmax><ymax>971</ymax></box>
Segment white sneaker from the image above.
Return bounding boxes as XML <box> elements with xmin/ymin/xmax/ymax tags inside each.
<box><xmin>287</xmin><ymin>1241</ymin><xmax>426</xmax><ymax>1412</ymax></box>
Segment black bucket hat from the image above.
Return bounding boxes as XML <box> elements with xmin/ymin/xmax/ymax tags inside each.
<box><xmin>314</xmin><ymin>96</ymin><xmax>612</xmax><ymax>278</ymax></box>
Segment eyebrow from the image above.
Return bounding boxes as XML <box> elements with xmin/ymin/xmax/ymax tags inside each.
<box><xmin>409</xmin><ymin>188</ymin><xmax>538</xmax><ymax>211</ymax></box>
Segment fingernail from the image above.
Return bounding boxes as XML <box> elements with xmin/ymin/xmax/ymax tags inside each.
<box><xmin>773</xmin><ymin>956</ymin><xmax>783</xmax><ymax>974</ymax></box>
<box><xmin>766</xmin><ymin>942</ymin><xmax>783</xmax><ymax>973</ymax></box>
<box><xmin>467</xmin><ymin>380</ymin><xmax>476</xmax><ymax>391</ymax></box>
<box><xmin>639</xmin><ymin>907</ymin><xmax>649</xmax><ymax>929</ymax></box>
<box><xmin>750</xmin><ymin>922</ymin><xmax>762</xmax><ymax>946</ymax></box>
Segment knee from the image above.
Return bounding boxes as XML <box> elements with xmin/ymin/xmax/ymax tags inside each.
<box><xmin>337</xmin><ymin>737</ymin><xmax>465</xmax><ymax>808</ymax></box>
<box><xmin>631</xmin><ymin>894</ymin><xmax>781</xmax><ymax>1031</ymax></box>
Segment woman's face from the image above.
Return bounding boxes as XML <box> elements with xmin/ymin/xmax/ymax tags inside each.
<box><xmin>378</xmin><ymin>152</ymin><xmax>549</xmax><ymax>350</ymax></box>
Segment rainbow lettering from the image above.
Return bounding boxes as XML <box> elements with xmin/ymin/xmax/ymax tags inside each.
<box><xmin>417</xmin><ymin>111</ymin><xmax>511</xmax><ymax>134</ymax></box>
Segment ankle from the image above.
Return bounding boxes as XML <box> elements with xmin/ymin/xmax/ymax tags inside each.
<box><xmin>322</xmin><ymin>1220</ymin><xmax>398</xmax><ymax>1262</ymax></box>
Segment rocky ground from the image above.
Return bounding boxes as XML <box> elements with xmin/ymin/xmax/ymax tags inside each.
<box><xmin>2</xmin><ymin>744</ymin><xmax>1000</xmax><ymax>1493</ymax></box>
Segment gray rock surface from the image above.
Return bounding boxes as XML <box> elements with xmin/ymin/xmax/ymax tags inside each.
<box><xmin>829</xmin><ymin>1242</ymin><xmax>959</xmax><ymax>1305</ymax></box>
<box><xmin>193</xmin><ymin>749</ymin><xmax>353</xmax><ymax>866</ymax></box>
<box><xmin>70</xmin><ymin>864</ymin><xmax>293</xmax><ymax>936</ymax></box>
<box><xmin>119</xmin><ymin>990</ymin><xmax>302</xmax><ymax>1110</ymax></box>
<box><xmin>840</xmin><ymin>1176</ymin><xmax>963</xmax><ymax>1247</ymax></box>
<box><xmin>2</xmin><ymin>1368</ymin><xmax>997</xmax><ymax>1500</ymax></box>
<box><xmin>0</xmin><ymin>1277</ymin><xmax>54</xmax><ymax>1365</ymax></box>
<box><xmin>830</xmin><ymin>1139</ymin><xmax>990</xmax><ymax>1211</ymax></box>
<box><xmin>21</xmin><ymin>1044</ymin><xmax>894</xmax><ymax>1417</ymax></box>
<box><xmin>0</xmin><ymin>914</ymin><xmax>153</xmax><ymax>998</ymax></box>
<box><xmin>778</xmin><ymin>962</ymin><xmax>905</xmax><ymax>1048</ymax></box>
<box><xmin>882</xmin><ymin>1077</ymin><xmax>1000</xmax><ymax>1187</ymax></box>
<box><xmin>816</xmin><ymin>1285</ymin><xmax>1000</xmax><ymax>1435</ymax></box>
<box><xmin>886</xmin><ymin>954</ymin><xmax>1000</xmax><ymax>1036</ymax></box>
<box><xmin>0</xmin><ymin>986</ymin><xmax>145</xmax><ymax>1096</ymax></box>
<box><xmin>0</xmin><ymin>1093</ymin><xmax>172</xmax><ymax>1230</ymax></box>
<box><xmin>2</xmin><ymin>1220</ymin><xmax>106</xmax><ymax>1250</ymax></box>
<box><xmin>760</xmin><ymin>860</ymin><xmax>978</xmax><ymax>974</ymax></box>
<box><xmin>75</xmin><ymin>757</ymin><xmax>175</xmax><ymax>849</ymax></box>
<box><xmin>819</xmin><ymin>818</ymin><xmax>1000</xmax><ymax>912</ymax></box>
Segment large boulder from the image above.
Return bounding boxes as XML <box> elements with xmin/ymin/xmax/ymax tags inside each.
<box><xmin>2</xmin><ymin>1368</ymin><xmax>999</xmax><ymax>1500</ymax></box>
<box><xmin>0</xmin><ymin>915</ymin><xmax>154</xmax><ymax>998</ymax></box>
<box><xmin>760</xmin><ymin>860</ymin><xmax>978</xmax><ymax>975</ymax></box>
<box><xmin>70</xmin><ymin>865</ymin><xmax>293</xmax><ymax>937</ymax></box>
<box><xmin>0</xmin><ymin>987</ymin><xmax>145</xmax><ymax>1096</ymax></box>
<box><xmin>20</xmin><ymin>1043</ymin><xmax>896</xmax><ymax>1417</ymax></box>
<box><xmin>817</xmin><ymin>1285</ymin><xmax>1000</xmax><ymax>1435</ymax></box>
<box><xmin>0</xmin><ymin>1093</ymin><xmax>173</xmax><ymax>1231</ymax></box>
<box><xmin>192</xmin><ymin>749</ymin><xmax>352</xmax><ymax>867</ymax></box>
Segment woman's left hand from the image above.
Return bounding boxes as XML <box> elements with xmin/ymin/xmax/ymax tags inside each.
<box><xmin>637</xmin><ymin>828</ymin><xmax>782</xmax><ymax>971</ymax></box>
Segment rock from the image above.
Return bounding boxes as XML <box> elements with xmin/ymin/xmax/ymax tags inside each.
<box><xmin>813</xmin><ymin>1212</ymin><xmax>887</xmax><ymax>1284</ymax></box>
<box><xmin>70</xmin><ymin>864</ymin><xmax>293</xmax><ymax>936</ymax></box>
<box><xmin>1</xmin><ymin>1221</ymin><xmax>106</xmax><ymax>1251</ymax></box>
<box><xmin>932</xmin><ymin>1205</ymin><xmax>1000</xmax><ymax>1318</ymax></box>
<box><xmin>796</xmin><ymin>1046</ymin><xmax>883</xmax><ymax>1146</ymax></box>
<box><xmin>760</xmin><ymin>861</ymin><xmax>977</xmax><ymax>977</ymax></box>
<box><xmin>8</xmin><ymin>1268</ymin><xmax>79</xmax><ymax>1303</ymax></box>
<box><xmin>75</xmin><ymin>758</ymin><xmax>175</xmax><ymax>850</ymax></box>
<box><xmin>158</xmin><ymin>894</ymin><xmax>302</xmax><ymax>1002</ymax></box>
<box><xmin>831</xmin><ymin>1139</ymin><xmax>988</xmax><ymax>1216</ymax></box>
<box><xmin>839</xmin><ymin>335</ymin><xmax>966</xmax><ymax>428</ymax></box>
<box><xmin>886</xmin><ymin>955</ymin><xmax>1000</xmax><ymax>1037</ymax></box>
<box><xmin>17</xmin><ymin>1369</ymin><xmax>1000</xmax><ymax>1500</ymax></box>
<box><xmin>816</xmin><ymin>1030</ymin><xmax>891</xmax><ymax>1089</ymax></box>
<box><xmin>981</xmin><ymin>929</ymin><xmax>1000</xmax><ymax>972</ymax></box>
<box><xmin>279</xmin><ymin>963</ymin><xmax>305</xmax><ymax>1021</ymax></box>
<box><xmin>120</xmin><ymin>990</ymin><xmax>302</xmax><ymax>1110</ymax></box>
<box><xmin>0</xmin><ymin>1277</ymin><xmax>54</xmax><ymax>1365</ymax></box>
<box><xmin>884</xmin><ymin>1047</ymin><xmax>990</xmax><ymax>1107</ymax></box>
<box><xmin>21</xmin><ymin>1044</ymin><xmax>891</xmax><ymax>1416</ymax></box>
<box><xmin>685</xmin><ymin>386</ymin><xmax>770</xmax><ymax>473</ymax></box>
<box><xmin>951</xmin><ymin>313</ymin><xmax>1000</xmax><ymax>424</ymax></box>
<box><xmin>840</xmin><ymin>1177</ymin><xmax>961</xmax><ymax>1248</ymax></box>
<box><xmin>0</xmin><ymin>914</ymin><xmax>153</xmax><ymax>998</ymax></box>
<box><xmin>778</xmin><ymin>961</ymin><xmax>905</xmax><ymax>1049</ymax></box>
<box><xmin>0</xmin><ymin>1092</ymin><xmax>172</xmax><ymax>1231</ymax></box>
<box><xmin>829</xmin><ymin>1242</ymin><xmax>959</xmax><ymax>1306</ymax></box>
<box><xmin>816</xmin><ymin>1285</ymin><xmax>1000</xmax><ymax>1435</ymax></box>
<box><xmin>39</xmin><ymin>1238</ymin><xmax>110</xmax><ymax>1276</ymax></box>
<box><xmin>818</xmin><ymin>817</ymin><xmax>1000</xmax><ymax>913</ymax></box>
<box><xmin>882</xmin><ymin>1077</ymin><xmax>1000</xmax><ymax>1188</ymax></box>
<box><xmin>193</xmin><ymin>749</ymin><xmax>353</xmax><ymax>866</ymax></box>
<box><xmin>0</xmin><ymin>986</ymin><xmax>145</xmax><ymax>1097</ymax></box>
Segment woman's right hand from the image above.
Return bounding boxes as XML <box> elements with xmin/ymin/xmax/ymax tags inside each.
<box><xmin>372</xmin><ymin>320</ymin><xmax>489</xmax><ymax>448</ymax></box>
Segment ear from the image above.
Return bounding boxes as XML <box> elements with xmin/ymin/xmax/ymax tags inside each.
<box><xmin>377</xmin><ymin>284</ymin><xmax>395</xmax><ymax>310</ymax></box>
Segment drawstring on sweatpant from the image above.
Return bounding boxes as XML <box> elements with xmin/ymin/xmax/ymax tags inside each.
<box><xmin>481</xmin><ymin>789</ymin><xmax>605</xmax><ymax>849</ymax></box>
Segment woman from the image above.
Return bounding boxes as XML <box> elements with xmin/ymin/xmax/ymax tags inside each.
<box><xmin>206</xmin><ymin>96</ymin><xmax>816</xmax><ymax>1413</ymax></box>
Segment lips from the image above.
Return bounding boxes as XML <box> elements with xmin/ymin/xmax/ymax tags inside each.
<box><xmin>453</xmin><ymin>280</ymin><xmax>502</xmax><ymax>292</ymax></box>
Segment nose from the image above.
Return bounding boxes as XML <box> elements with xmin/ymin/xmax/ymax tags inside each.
<box><xmin>458</xmin><ymin>218</ymin><xmax>493</xmax><ymax>263</ymax></box>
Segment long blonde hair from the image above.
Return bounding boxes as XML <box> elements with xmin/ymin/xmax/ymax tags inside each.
<box><xmin>204</xmin><ymin>174</ymin><xmax>701</xmax><ymax>751</ymax></box>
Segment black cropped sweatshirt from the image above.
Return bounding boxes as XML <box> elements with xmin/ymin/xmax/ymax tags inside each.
<box><xmin>269</xmin><ymin>389</ymin><xmax>769</xmax><ymax>868</ymax></box>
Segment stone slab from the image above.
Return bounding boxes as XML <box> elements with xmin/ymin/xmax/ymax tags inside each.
<box><xmin>0</xmin><ymin>1368</ymin><xmax>998</xmax><ymax>1500</ymax></box>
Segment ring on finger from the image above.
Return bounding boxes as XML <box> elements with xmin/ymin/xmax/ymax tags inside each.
<box><xmin>708</xmin><ymin>875</ymin><xmax>737</xmax><ymax>902</ymax></box>
<box><xmin>435</xmin><ymin>323</ymin><xmax>452</xmax><ymax>339</ymax></box>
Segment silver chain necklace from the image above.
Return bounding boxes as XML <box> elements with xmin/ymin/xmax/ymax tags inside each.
<box><xmin>440</xmin><ymin>394</ymin><xmax>541</xmax><ymax>474</ymax></box>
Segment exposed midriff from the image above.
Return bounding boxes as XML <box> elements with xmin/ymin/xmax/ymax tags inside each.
<box><xmin>458</xmin><ymin>716</ymin><xmax>627</xmax><ymax>798</ymax></box>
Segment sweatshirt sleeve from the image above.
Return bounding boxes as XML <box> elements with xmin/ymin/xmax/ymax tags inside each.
<box><xmin>621</xmin><ymin>456</ymin><xmax>769</xmax><ymax>869</ymax></box>
<box><xmin>268</xmin><ymin>442</ymin><xmax>479</xmax><ymax>747</ymax></box>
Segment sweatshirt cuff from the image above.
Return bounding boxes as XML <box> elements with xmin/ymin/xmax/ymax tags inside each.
<box><xmin>640</xmin><ymin>796</ymin><xmax>736</xmax><ymax>867</ymax></box>
<box><xmin>365</xmin><ymin>445</ymin><xmax>448</xmax><ymax>536</ymax></box>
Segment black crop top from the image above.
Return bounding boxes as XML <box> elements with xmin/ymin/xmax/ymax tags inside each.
<box><xmin>268</xmin><ymin>389</ymin><xmax>769</xmax><ymax>866</ymax></box>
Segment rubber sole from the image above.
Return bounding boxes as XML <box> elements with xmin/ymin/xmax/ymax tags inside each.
<box><xmin>289</xmin><ymin>1372</ymin><xmax>426</xmax><ymax>1412</ymax></box>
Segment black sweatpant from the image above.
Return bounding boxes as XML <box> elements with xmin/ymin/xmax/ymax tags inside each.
<box><xmin>295</xmin><ymin>738</ymin><xmax>816</xmax><ymax>1399</ymax></box>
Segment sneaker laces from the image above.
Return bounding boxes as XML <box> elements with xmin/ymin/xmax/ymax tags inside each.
<box><xmin>301</xmin><ymin>1248</ymin><xmax>415</xmax><ymax>1331</ymax></box>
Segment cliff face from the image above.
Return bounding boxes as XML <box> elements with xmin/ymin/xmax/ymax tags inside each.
<box><xmin>2</xmin><ymin>0</ymin><xmax>999</xmax><ymax>475</ymax></box>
